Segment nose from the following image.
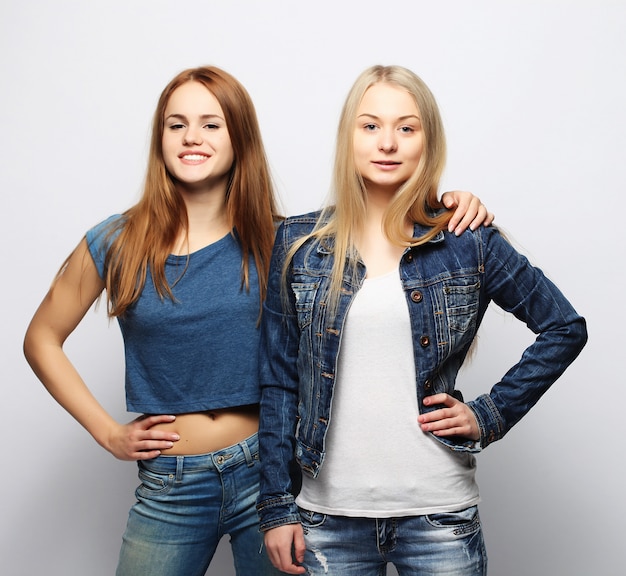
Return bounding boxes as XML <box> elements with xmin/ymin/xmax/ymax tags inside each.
<box><xmin>183</xmin><ymin>126</ymin><xmax>203</xmax><ymax>146</ymax></box>
<box><xmin>378</xmin><ymin>129</ymin><xmax>397</xmax><ymax>153</ymax></box>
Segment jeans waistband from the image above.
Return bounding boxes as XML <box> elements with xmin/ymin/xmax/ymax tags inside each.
<box><xmin>138</xmin><ymin>432</ymin><xmax>259</xmax><ymax>478</ymax></box>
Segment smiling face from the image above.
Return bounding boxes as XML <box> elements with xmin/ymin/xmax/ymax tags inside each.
<box><xmin>353</xmin><ymin>82</ymin><xmax>424</xmax><ymax>197</ymax></box>
<box><xmin>161</xmin><ymin>81</ymin><xmax>234</xmax><ymax>193</ymax></box>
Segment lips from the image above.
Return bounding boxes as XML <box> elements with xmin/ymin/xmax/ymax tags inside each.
<box><xmin>372</xmin><ymin>160</ymin><xmax>401</xmax><ymax>170</ymax></box>
<box><xmin>180</xmin><ymin>153</ymin><xmax>210</xmax><ymax>161</ymax></box>
<box><xmin>178</xmin><ymin>152</ymin><xmax>211</xmax><ymax>166</ymax></box>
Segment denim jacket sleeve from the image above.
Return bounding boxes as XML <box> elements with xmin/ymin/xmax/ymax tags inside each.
<box><xmin>466</xmin><ymin>227</ymin><xmax>588</xmax><ymax>448</ymax></box>
<box><xmin>256</xmin><ymin>219</ymin><xmax>305</xmax><ymax>531</ymax></box>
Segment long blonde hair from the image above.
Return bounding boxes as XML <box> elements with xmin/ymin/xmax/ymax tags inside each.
<box><xmin>288</xmin><ymin>65</ymin><xmax>452</xmax><ymax>308</ymax></box>
<box><xmin>93</xmin><ymin>66</ymin><xmax>280</xmax><ymax>317</ymax></box>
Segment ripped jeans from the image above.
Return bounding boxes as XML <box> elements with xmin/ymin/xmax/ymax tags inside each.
<box><xmin>298</xmin><ymin>506</ymin><xmax>487</xmax><ymax>575</ymax></box>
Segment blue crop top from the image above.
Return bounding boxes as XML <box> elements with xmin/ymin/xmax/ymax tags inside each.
<box><xmin>86</xmin><ymin>215</ymin><xmax>262</xmax><ymax>414</ymax></box>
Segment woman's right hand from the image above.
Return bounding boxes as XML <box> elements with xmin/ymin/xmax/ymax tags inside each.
<box><xmin>441</xmin><ymin>190</ymin><xmax>495</xmax><ymax>235</ymax></box>
<box><xmin>107</xmin><ymin>415</ymin><xmax>180</xmax><ymax>461</ymax></box>
<box><xmin>264</xmin><ymin>523</ymin><xmax>306</xmax><ymax>574</ymax></box>
<box><xmin>23</xmin><ymin>238</ymin><xmax>179</xmax><ymax>462</ymax></box>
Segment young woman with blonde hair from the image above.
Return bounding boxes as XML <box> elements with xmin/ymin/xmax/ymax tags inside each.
<box><xmin>256</xmin><ymin>65</ymin><xmax>587</xmax><ymax>575</ymax></box>
<box><xmin>23</xmin><ymin>65</ymin><xmax>489</xmax><ymax>575</ymax></box>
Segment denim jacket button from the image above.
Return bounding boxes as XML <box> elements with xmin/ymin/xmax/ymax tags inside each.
<box><xmin>420</xmin><ymin>335</ymin><xmax>430</xmax><ymax>347</ymax></box>
<box><xmin>411</xmin><ymin>290</ymin><xmax>423</xmax><ymax>303</ymax></box>
<box><xmin>424</xmin><ymin>379</ymin><xmax>432</xmax><ymax>391</ymax></box>
<box><xmin>405</xmin><ymin>252</ymin><xmax>414</xmax><ymax>262</ymax></box>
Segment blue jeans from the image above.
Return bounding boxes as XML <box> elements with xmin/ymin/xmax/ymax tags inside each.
<box><xmin>299</xmin><ymin>506</ymin><xmax>487</xmax><ymax>575</ymax></box>
<box><xmin>116</xmin><ymin>433</ymin><xmax>280</xmax><ymax>576</ymax></box>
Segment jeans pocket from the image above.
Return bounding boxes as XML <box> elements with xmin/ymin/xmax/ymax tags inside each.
<box><xmin>425</xmin><ymin>505</ymin><xmax>481</xmax><ymax>535</ymax></box>
<box><xmin>136</xmin><ymin>464</ymin><xmax>174</xmax><ymax>498</ymax></box>
<box><xmin>298</xmin><ymin>507</ymin><xmax>326</xmax><ymax>528</ymax></box>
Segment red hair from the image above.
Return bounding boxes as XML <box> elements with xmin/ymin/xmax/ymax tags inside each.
<box><xmin>103</xmin><ymin>66</ymin><xmax>280</xmax><ymax>317</ymax></box>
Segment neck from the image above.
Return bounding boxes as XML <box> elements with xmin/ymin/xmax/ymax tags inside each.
<box><xmin>361</xmin><ymin>184</ymin><xmax>411</xmax><ymax>233</ymax></box>
<box><xmin>355</xmin><ymin>190</ymin><xmax>411</xmax><ymax>278</ymax></box>
<box><xmin>364</xmin><ymin>183</ymin><xmax>396</xmax><ymax>213</ymax></box>
<box><xmin>172</xmin><ymin>183</ymin><xmax>231</xmax><ymax>254</ymax></box>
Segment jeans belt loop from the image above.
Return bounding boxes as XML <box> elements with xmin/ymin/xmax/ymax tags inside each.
<box><xmin>175</xmin><ymin>455</ymin><xmax>184</xmax><ymax>481</ymax></box>
<box><xmin>240</xmin><ymin>439</ymin><xmax>254</xmax><ymax>467</ymax></box>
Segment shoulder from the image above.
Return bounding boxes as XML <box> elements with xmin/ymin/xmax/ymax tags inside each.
<box><xmin>85</xmin><ymin>214</ymin><xmax>126</xmax><ymax>265</ymax></box>
<box><xmin>439</xmin><ymin>224</ymin><xmax>507</xmax><ymax>248</ymax></box>
<box><xmin>470</xmin><ymin>224</ymin><xmax>516</xmax><ymax>255</ymax></box>
<box><xmin>277</xmin><ymin>210</ymin><xmax>325</xmax><ymax>241</ymax></box>
<box><xmin>444</xmin><ymin>225</ymin><xmax>524</xmax><ymax>275</ymax></box>
<box><xmin>282</xmin><ymin>210</ymin><xmax>324</xmax><ymax>228</ymax></box>
<box><xmin>86</xmin><ymin>214</ymin><xmax>126</xmax><ymax>244</ymax></box>
<box><xmin>423</xmin><ymin>226</ymin><xmax>513</xmax><ymax>270</ymax></box>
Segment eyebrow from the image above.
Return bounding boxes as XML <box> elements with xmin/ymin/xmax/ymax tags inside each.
<box><xmin>357</xmin><ymin>113</ymin><xmax>421</xmax><ymax>121</ymax></box>
<box><xmin>164</xmin><ymin>113</ymin><xmax>225</xmax><ymax>122</ymax></box>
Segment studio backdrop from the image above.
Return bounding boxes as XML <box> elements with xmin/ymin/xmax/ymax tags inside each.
<box><xmin>1</xmin><ymin>1</ymin><xmax>623</xmax><ymax>575</ymax></box>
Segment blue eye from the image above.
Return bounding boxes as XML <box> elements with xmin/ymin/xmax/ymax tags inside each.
<box><xmin>399</xmin><ymin>126</ymin><xmax>414</xmax><ymax>133</ymax></box>
<box><xmin>364</xmin><ymin>124</ymin><xmax>377</xmax><ymax>131</ymax></box>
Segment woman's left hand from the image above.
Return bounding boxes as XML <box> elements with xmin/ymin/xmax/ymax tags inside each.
<box><xmin>418</xmin><ymin>393</ymin><xmax>480</xmax><ymax>441</ymax></box>
<box><xmin>441</xmin><ymin>190</ymin><xmax>495</xmax><ymax>236</ymax></box>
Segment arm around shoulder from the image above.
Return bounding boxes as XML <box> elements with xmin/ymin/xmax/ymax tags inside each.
<box><xmin>441</xmin><ymin>190</ymin><xmax>495</xmax><ymax>235</ymax></box>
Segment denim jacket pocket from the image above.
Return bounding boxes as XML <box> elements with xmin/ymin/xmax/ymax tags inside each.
<box><xmin>443</xmin><ymin>279</ymin><xmax>481</xmax><ymax>334</ymax></box>
<box><xmin>292</xmin><ymin>282</ymin><xmax>318</xmax><ymax>330</ymax></box>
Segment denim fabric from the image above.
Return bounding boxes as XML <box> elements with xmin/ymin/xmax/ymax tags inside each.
<box><xmin>116</xmin><ymin>433</ymin><xmax>280</xmax><ymax>576</ymax></box>
<box><xmin>257</xmin><ymin>212</ymin><xmax>587</xmax><ymax>531</ymax></box>
<box><xmin>299</xmin><ymin>505</ymin><xmax>487</xmax><ymax>575</ymax></box>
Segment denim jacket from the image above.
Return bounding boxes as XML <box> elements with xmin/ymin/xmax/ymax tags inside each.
<box><xmin>257</xmin><ymin>211</ymin><xmax>587</xmax><ymax>531</ymax></box>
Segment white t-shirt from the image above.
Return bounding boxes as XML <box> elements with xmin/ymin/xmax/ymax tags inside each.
<box><xmin>296</xmin><ymin>270</ymin><xmax>480</xmax><ymax>517</ymax></box>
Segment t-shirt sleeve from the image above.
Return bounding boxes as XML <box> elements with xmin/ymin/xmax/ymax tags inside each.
<box><xmin>85</xmin><ymin>214</ymin><xmax>124</xmax><ymax>279</ymax></box>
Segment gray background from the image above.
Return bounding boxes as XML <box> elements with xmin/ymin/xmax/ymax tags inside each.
<box><xmin>2</xmin><ymin>1</ymin><xmax>623</xmax><ymax>574</ymax></box>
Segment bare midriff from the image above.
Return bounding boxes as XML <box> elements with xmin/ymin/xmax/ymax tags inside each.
<box><xmin>152</xmin><ymin>405</ymin><xmax>260</xmax><ymax>455</ymax></box>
